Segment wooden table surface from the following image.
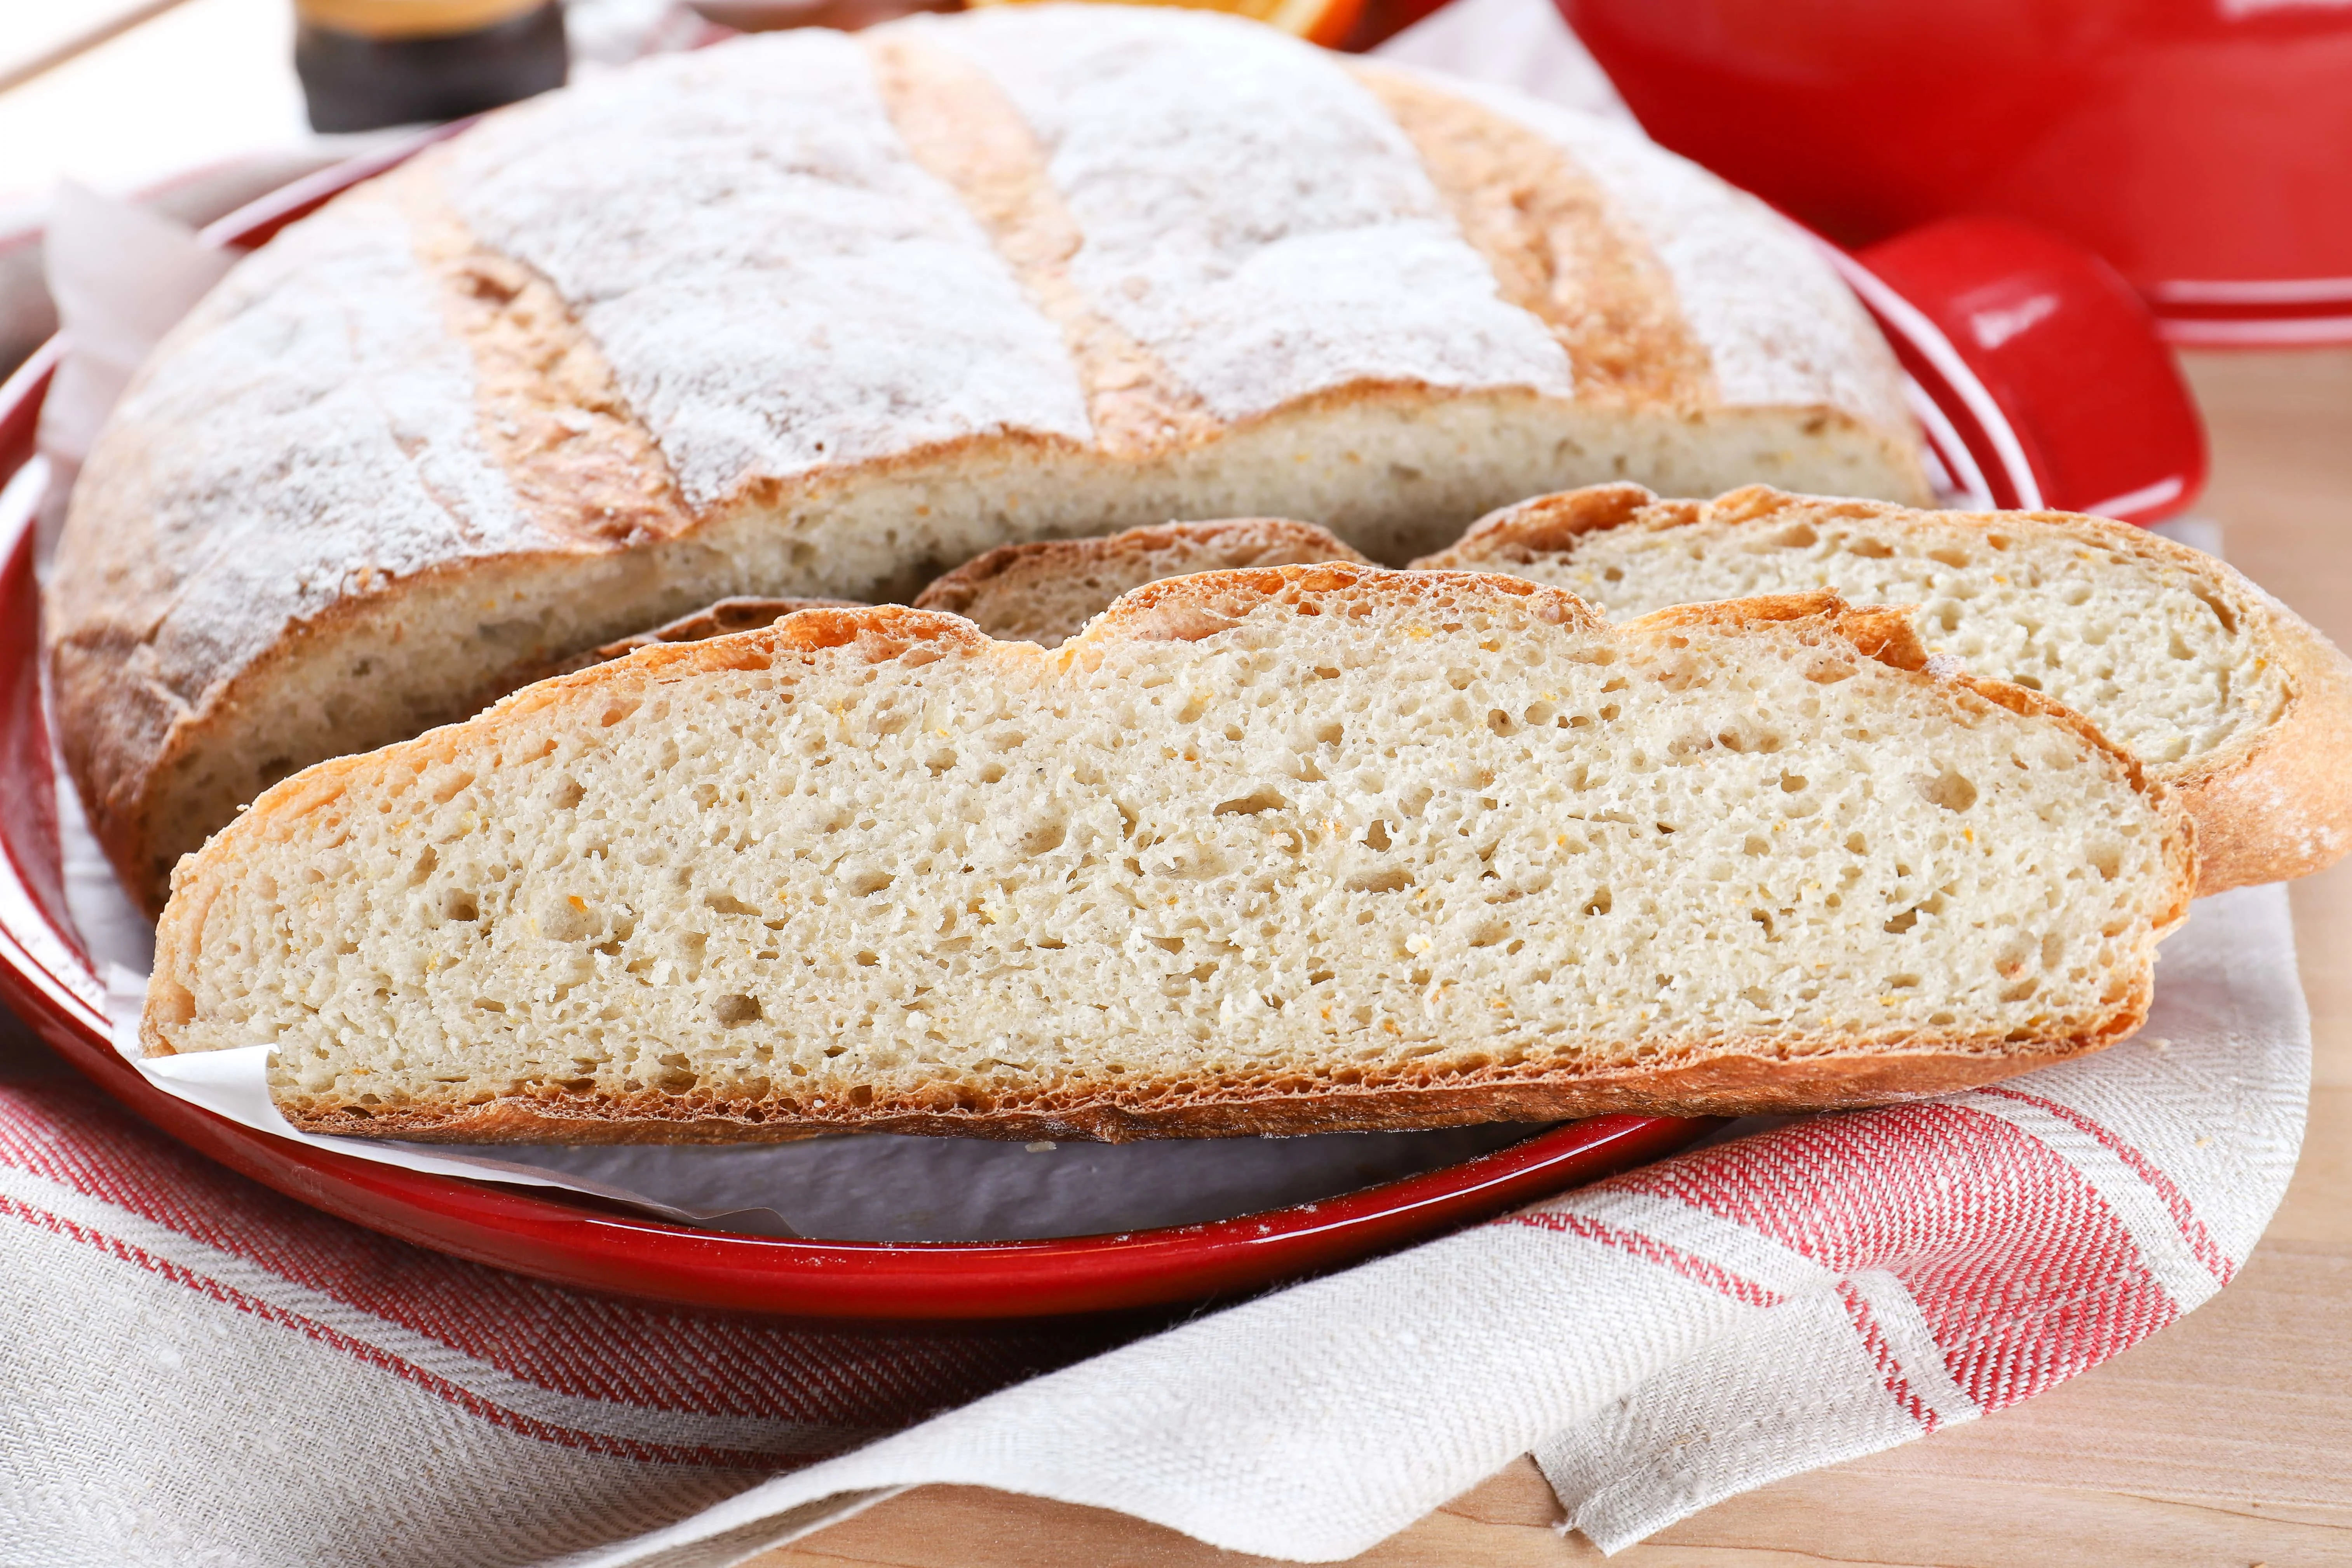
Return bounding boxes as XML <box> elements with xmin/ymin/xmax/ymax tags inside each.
<box><xmin>752</xmin><ymin>348</ymin><xmax>2352</xmax><ymax>1568</ymax></box>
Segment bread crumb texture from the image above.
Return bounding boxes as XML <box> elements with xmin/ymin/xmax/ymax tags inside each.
<box><xmin>149</xmin><ymin>570</ymin><xmax>2188</xmax><ymax>1141</ymax></box>
<box><xmin>1426</xmin><ymin>486</ymin><xmax>2293</xmax><ymax>770</ymax></box>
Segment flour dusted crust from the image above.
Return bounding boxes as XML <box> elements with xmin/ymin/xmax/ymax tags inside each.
<box><xmin>51</xmin><ymin>6</ymin><xmax>1927</xmax><ymax>914</ymax></box>
<box><xmin>1420</xmin><ymin>483</ymin><xmax>2352</xmax><ymax>891</ymax></box>
<box><xmin>144</xmin><ymin>571</ymin><xmax>2191</xmax><ymax>1143</ymax></box>
<box><xmin>913</xmin><ymin>518</ymin><xmax>1371</xmax><ymax>647</ymax></box>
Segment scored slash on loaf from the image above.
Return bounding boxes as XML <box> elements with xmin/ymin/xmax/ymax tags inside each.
<box><xmin>142</xmin><ymin>569</ymin><xmax>2193</xmax><ymax>1143</ymax></box>
<box><xmin>48</xmin><ymin>5</ymin><xmax>1927</xmax><ymax>914</ymax></box>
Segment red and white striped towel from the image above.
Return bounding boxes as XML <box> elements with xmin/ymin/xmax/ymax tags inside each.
<box><xmin>0</xmin><ymin>884</ymin><xmax>2307</xmax><ymax>1563</ymax></box>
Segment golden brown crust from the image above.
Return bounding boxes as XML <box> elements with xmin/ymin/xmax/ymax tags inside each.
<box><xmin>911</xmin><ymin>517</ymin><xmax>1371</xmax><ymax>643</ymax></box>
<box><xmin>275</xmin><ymin>1035</ymin><xmax>2119</xmax><ymax>1145</ymax></box>
<box><xmin>550</xmin><ymin>596</ymin><xmax>864</xmax><ymax>674</ymax></box>
<box><xmin>149</xmin><ymin>568</ymin><xmax>2193</xmax><ymax>1141</ymax></box>
<box><xmin>1423</xmin><ymin>482</ymin><xmax>2347</xmax><ymax>892</ymax></box>
<box><xmin>2170</xmin><ymin>599</ymin><xmax>2352</xmax><ymax>890</ymax></box>
<box><xmin>1412</xmin><ymin>481</ymin><xmax>1694</xmax><ymax>568</ymax></box>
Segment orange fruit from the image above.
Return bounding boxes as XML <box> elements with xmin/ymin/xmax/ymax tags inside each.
<box><xmin>960</xmin><ymin>0</ymin><xmax>1366</xmax><ymax>50</ymax></box>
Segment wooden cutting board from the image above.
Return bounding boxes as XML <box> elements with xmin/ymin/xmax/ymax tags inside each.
<box><xmin>749</xmin><ymin>349</ymin><xmax>2352</xmax><ymax>1568</ymax></box>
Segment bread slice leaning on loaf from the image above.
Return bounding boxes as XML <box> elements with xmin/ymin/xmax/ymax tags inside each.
<box><xmin>913</xmin><ymin>518</ymin><xmax>1372</xmax><ymax>648</ymax></box>
<box><xmin>142</xmin><ymin>569</ymin><xmax>2193</xmax><ymax>1143</ymax></box>
<box><xmin>1418</xmin><ymin>484</ymin><xmax>2352</xmax><ymax>892</ymax></box>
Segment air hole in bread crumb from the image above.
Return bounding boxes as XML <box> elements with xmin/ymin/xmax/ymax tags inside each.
<box><xmin>1585</xmin><ymin>889</ymin><xmax>1613</xmax><ymax>916</ymax></box>
<box><xmin>1927</xmin><ymin>546</ymin><xmax>1971</xmax><ymax>568</ymax></box>
<box><xmin>1347</xmin><ymin>869</ymin><xmax>1411</xmax><ymax>894</ymax></box>
<box><xmin>1885</xmin><ymin>908</ymin><xmax>1920</xmax><ymax>934</ymax></box>
<box><xmin>552</xmin><ymin>777</ymin><xmax>585</xmax><ymax>810</ymax></box>
<box><xmin>442</xmin><ymin>890</ymin><xmax>479</xmax><ymax>922</ymax></box>
<box><xmin>704</xmin><ymin>892</ymin><xmax>758</xmax><ymax>916</ymax></box>
<box><xmin>1920</xmin><ymin>766</ymin><xmax>1978</xmax><ymax>812</ymax></box>
<box><xmin>1362</xmin><ymin>820</ymin><xmax>1392</xmax><ymax>851</ymax></box>
<box><xmin>1214</xmin><ymin>788</ymin><xmax>1288</xmax><ymax>817</ymax></box>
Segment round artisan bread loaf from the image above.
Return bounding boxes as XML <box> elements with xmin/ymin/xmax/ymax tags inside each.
<box><xmin>142</xmin><ymin>571</ymin><xmax>2192</xmax><ymax>1143</ymax></box>
<box><xmin>1418</xmin><ymin>484</ymin><xmax>2352</xmax><ymax>892</ymax></box>
<box><xmin>49</xmin><ymin>4</ymin><xmax>1926</xmax><ymax>913</ymax></box>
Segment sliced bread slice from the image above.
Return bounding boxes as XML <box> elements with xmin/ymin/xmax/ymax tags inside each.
<box><xmin>912</xmin><ymin>518</ymin><xmax>1373</xmax><ymax>648</ymax></box>
<box><xmin>1416</xmin><ymin>484</ymin><xmax>2352</xmax><ymax>892</ymax></box>
<box><xmin>144</xmin><ymin>568</ymin><xmax>2191</xmax><ymax>1143</ymax></box>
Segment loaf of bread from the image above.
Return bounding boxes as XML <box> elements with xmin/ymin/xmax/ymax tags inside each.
<box><xmin>142</xmin><ymin>568</ymin><xmax>2191</xmax><ymax>1143</ymax></box>
<box><xmin>50</xmin><ymin>5</ymin><xmax>1926</xmax><ymax>913</ymax></box>
<box><xmin>1417</xmin><ymin>484</ymin><xmax>2352</xmax><ymax>892</ymax></box>
<box><xmin>914</xmin><ymin>518</ymin><xmax>1370</xmax><ymax>647</ymax></box>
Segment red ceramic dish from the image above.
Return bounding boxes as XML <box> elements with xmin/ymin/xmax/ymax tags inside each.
<box><xmin>1557</xmin><ymin>0</ymin><xmax>2352</xmax><ymax>346</ymax></box>
<box><xmin>0</xmin><ymin>128</ymin><xmax>2202</xmax><ymax>1321</ymax></box>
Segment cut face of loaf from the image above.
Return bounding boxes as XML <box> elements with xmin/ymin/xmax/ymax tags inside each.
<box><xmin>50</xmin><ymin>5</ymin><xmax>1926</xmax><ymax>915</ymax></box>
<box><xmin>1417</xmin><ymin>484</ymin><xmax>2352</xmax><ymax>892</ymax></box>
<box><xmin>143</xmin><ymin>570</ymin><xmax>2192</xmax><ymax>1144</ymax></box>
<box><xmin>913</xmin><ymin>518</ymin><xmax>1373</xmax><ymax>647</ymax></box>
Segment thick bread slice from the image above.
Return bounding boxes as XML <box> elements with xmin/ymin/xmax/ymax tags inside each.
<box><xmin>1417</xmin><ymin>484</ymin><xmax>2352</xmax><ymax>892</ymax></box>
<box><xmin>553</xmin><ymin>597</ymin><xmax>863</xmax><ymax>675</ymax></box>
<box><xmin>51</xmin><ymin>7</ymin><xmax>1926</xmax><ymax>915</ymax></box>
<box><xmin>913</xmin><ymin>519</ymin><xmax>1372</xmax><ymax>647</ymax></box>
<box><xmin>143</xmin><ymin>569</ymin><xmax>2191</xmax><ymax>1143</ymax></box>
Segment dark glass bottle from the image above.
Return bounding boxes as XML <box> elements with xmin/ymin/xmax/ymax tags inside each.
<box><xmin>294</xmin><ymin>0</ymin><xmax>568</xmax><ymax>134</ymax></box>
